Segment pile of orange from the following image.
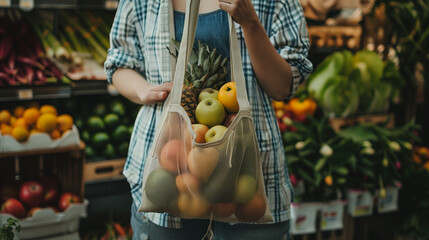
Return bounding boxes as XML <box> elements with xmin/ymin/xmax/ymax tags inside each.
<box><xmin>0</xmin><ymin>105</ymin><xmax>74</xmax><ymax>142</ymax></box>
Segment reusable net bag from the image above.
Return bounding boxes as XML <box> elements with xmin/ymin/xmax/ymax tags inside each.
<box><xmin>138</xmin><ymin>0</ymin><xmax>273</xmax><ymax>223</ymax></box>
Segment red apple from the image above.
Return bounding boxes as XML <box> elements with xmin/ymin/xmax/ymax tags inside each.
<box><xmin>1</xmin><ymin>184</ymin><xmax>18</xmax><ymax>203</ymax></box>
<box><xmin>191</xmin><ymin>124</ymin><xmax>209</xmax><ymax>143</ymax></box>
<box><xmin>205</xmin><ymin>125</ymin><xmax>228</xmax><ymax>143</ymax></box>
<box><xmin>223</xmin><ymin>113</ymin><xmax>237</xmax><ymax>127</ymax></box>
<box><xmin>27</xmin><ymin>207</ymin><xmax>42</xmax><ymax>217</ymax></box>
<box><xmin>195</xmin><ymin>98</ymin><xmax>226</xmax><ymax>128</ymax></box>
<box><xmin>58</xmin><ymin>192</ymin><xmax>81</xmax><ymax>211</ymax></box>
<box><xmin>159</xmin><ymin>139</ymin><xmax>189</xmax><ymax>173</ymax></box>
<box><xmin>43</xmin><ymin>186</ymin><xmax>59</xmax><ymax>206</ymax></box>
<box><xmin>19</xmin><ymin>181</ymin><xmax>44</xmax><ymax>208</ymax></box>
<box><xmin>1</xmin><ymin>198</ymin><xmax>26</xmax><ymax>219</ymax></box>
<box><xmin>198</xmin><ymin>88</ymin><xmax>219</xmax><ymax>102</ymax></box>
<box><xmin>213</xmin><ymin>202</ymin><xmax>236</xmax><ymax>218</ymax></box>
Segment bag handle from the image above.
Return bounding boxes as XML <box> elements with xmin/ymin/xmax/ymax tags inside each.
<box><xmin>169</xmin><ymin>0</ymin><xmax>251</xmax><ymax>112</ymax></box>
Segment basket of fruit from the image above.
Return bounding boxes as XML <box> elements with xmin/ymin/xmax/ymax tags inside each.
<box><xmin>0</xmin><ymin>105</ymin><xmax>80</xmax><ymax>153</ymax></box>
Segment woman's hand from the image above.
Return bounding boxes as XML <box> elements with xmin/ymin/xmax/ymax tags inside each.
<box><xmin>218</xmin><ymin>0</ymin><xmax>259</xmax><ymax>30</ymax></box>
<box><xmin>137</xmin><ymin>82</ymin><xmax>173</xmax><ymax>105</ymax></box>
<box><xmin>112</xmin><ymin>68</ymin><xmax>173</xmax><ymax>105</ymax></box>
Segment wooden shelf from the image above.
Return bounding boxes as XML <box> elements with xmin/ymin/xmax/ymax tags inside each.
<box><xmin>308</xmin><ymin>25</ymin><xmax>362</xmax><ymax>50</ymax></box>
<box><xmin>83</xmin><ymin>158</ymin><xmax>126</xmax><ymax>183</ymax></box>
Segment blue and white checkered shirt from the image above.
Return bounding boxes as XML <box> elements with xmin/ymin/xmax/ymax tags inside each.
<box><xmin>105</xmin><ymin>0</ymin><xmax>312</xmax><ymax>228</ymax></box>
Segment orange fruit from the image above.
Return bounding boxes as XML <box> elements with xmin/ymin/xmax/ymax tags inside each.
<box><xmin>272</xmin><ymin>101</ymin><xmax>285</xmax><ymax>111</ymax></box>
<box><xmin>13</xmin><ymin>106</ymin><xmax>25</xmax><ymax>118</ymax></box>
<box><xmin>12</xmin><ymin>126</ymin><xmax>29</xmax><ymax>142</ymax></box>
<box><xmin>218</xmin><ymin>82</ymin><xmax>239</xmax><ymax>113</ymax></box>
<box><xmin>177</xmin><ymin>192</ymin><xmax>211</xmax><ymax>218</ymax></box>
<box><xmin>1</xmin><ymin>124</ymin><xmax>12</xmax><ymax>135</ymax></box>
<box><xmin>13</xmin><ymin>117</ymin><xmax>28</xmax><ymax>129</ymax></box>
<box><xmin>39</xmin><ymin>105</ymin><xmax>58</xmax><ymax>116</ymax></box>
<box><xmin>36</xmin><ymin>113</ymin><xmax>57</xmax><ymax>132</ymax></box>
<box><xmin>423</xmin><ymin>161</ymin><xmax>429</xmax><ymax>171</ymax></box>
<box><xmin>0</xmin><ymin>110</ymin><xmax>12</xmax><ymax>124</ymax></box>
<box><xmin>30</xmin><ymin>129</ymin><xmax>42</xmax><ymax>135</ymax></box>
<box><xmin>23</xmin><ymin>108</ymin><xmax>40</xmax><ymax>126</ymax></box>
<box><xmin>9</xmin><ymin>116</ymin><xmax>17</xmax><ymax>126</ymax></box>
<box><xmin>50</xmin><ymin>128</ymin><xmax>61</xmax><ymax>140</ymax></box>
<box><xmin>176</xmin><ymin>173</ymin><xmax>200</xmax><ymax>193</ymax></box>
<box><xmin>235</xmin><ymin>192</ymin><xmax>266</xmax><ymax>222</ymax></box>
<box><xmin>56</xmin><ymin>114</ymin><xmax>74</xmax><ymax>132</ymax></box>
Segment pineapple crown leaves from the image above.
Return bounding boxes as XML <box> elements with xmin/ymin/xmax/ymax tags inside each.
<box><xmin>167</xmin><ymin>39</ymin><xmax>229</xmax><ymax>89</ymax></box>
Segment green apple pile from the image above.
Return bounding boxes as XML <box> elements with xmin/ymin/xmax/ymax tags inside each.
<box><xmin>143</xmin><ymin>82</ymin><xmax>267</xmax><ymax>222</ymax></box>
<box><xmin>73</xmin><ymin>97</ymin><xmax>139</xmax><ymax>160</ymax></box>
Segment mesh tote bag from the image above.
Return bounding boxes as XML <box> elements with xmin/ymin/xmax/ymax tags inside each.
<box><xmin>138</xmin><ymin>0</ymin><xmax>273</xmax><ymax>223</ymax></box>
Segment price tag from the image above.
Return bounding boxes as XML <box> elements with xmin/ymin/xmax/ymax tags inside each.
<box><xmin>0</xmin><ymin>0</ymin><xmax>11</xmax><ymax>7</ymax></box>
<box><xmin>19</xmin><ymin>0</ymin><xmax>34</xmax><ymax>11</ymax></box>
<box><xmin>105</xmin><ymin>0</ymin><xmax>118</xmax><ymax>9</ymax></box>
<box><xmin>18</xmin><ymin>89</ymin><xmax>33</xmax><ymax>100</ymax></box>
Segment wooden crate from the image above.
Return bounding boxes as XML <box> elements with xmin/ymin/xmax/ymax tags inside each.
<box><xmin>329</xmin><ymin>113</ymin><xmax>395</xmax><ymax>132</ymax></box>
<box><xmin>83</xmin><ymin>158</ymin><xmax>126</xmax><ymax>183</ymax></box>
<box><xmin>0</xmin><ymin>141</ymin><xmax>86</xmax><ymax>198</ymax></box>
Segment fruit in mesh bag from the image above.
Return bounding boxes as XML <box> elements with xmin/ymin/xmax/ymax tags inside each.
<box><xmin>145</xmin><ymin>168</ymin><xmax>179</xmax><ymax>209</ymax></box>
<box><xmin>235</xmin><ymin>192</ymin><xmax>266</xmax><ymax>222</ymax></box>
<box><xmin>170</xmin><ymin>40</ymin><xmax>229</xmax><ymax>123</ymax></box>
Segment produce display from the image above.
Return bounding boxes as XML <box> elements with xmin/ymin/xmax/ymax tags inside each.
<box><xmin>0</xmin><ymin>104</ymin><xmax>74</xmax><ymax>143</ymax></box>
<box><xmin>73</xmin><ymin>97</ymin><xmax>138</xmax><ymax>160</ymax></box>
<box><xmin>27</xmin><ymin>10</ymin><xmax>113</xmax><ymax>80</ymax></box>
<box><xmin>0</xmin><ymin>11</ymin><xmax>69</xmax><ymax>86</ymax></box>
<box><xmin>306</xmin><ymin>49</ymin><xmax>403</xmax><ymax>117</ymax></box>
<box><xmin>0</xmin><ymin>175</ymin><xmax>82</xmax><ymax>219</ymax></box>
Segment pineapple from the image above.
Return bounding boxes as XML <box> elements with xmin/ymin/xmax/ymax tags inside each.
<box><xmin>169</xmin><ymin>39</ymin><xmax>228</xmax><ymax>123</ymax></box>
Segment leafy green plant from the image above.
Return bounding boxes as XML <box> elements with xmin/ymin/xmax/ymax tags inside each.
<box><xmin>337</xmin><ymin>119</ymin><xmax>421</xmax><ymax>194</ymax></box>
<box><xmin>284</xmin><ymin>116</ymin><xmax>360</xmax><ymax>202</ymax></box>
<box><xmin>306</xmin><ymin>49</ymin><xmax>403</xmax><ymax>117</ymax></box>
<box><xmin>0</xmin><ymin>218</ymin><xmax>21</xmax><ymax>240</ymax></box>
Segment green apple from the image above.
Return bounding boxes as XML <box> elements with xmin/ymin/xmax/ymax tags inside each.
<box><xmin>234</xmin><ymin>174</ymin><xmax>257</xmax><ymax>203</ymax></box>
<box><xmin>205</xmin><ymin>125</ymin><xmax>228</xmax><ymax>143</ymax></box>
<box><xmin>198</xmin><ymin>88</ymin><xmax>219</xmax><ymax>102</ymax></box>
<box><xmin>195</xmin><ymin>98</ymin><xmax>225</xmax><ymax>128</ymax></box>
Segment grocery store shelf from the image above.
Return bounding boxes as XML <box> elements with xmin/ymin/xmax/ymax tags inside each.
<box><xmin>0</xmin><ymin>140</ymin><xmax>85</xmax><ymax>158</ymax></box>
<box><xmin>71</xmin><ymin>80</ymin><xmax>110</xmax><ymax>96</ymax></box>
<box><xmin>1</xmin><ymin>0</ymin><xmax>118</xmax><ymax>10</ymax></box>
<box><xmin>0</xmin><ymin>84</ymin><xmax>72</xmax><ymax>102</ymax></box>
<box><xmin>0</xmin><ymin>81</ymin><xmax>119</xmax><ymax>101</ymax></box>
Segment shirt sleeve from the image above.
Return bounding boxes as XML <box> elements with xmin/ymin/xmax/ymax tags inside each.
<box><xmin>104</xmin><ymin>0</ymin><xmax>146</xmax><ymax>84</ymax></box>
<box><xmin>269</xmin><ymin>0</ymin><xmax>313</xmax><ymax>99</ymax></box>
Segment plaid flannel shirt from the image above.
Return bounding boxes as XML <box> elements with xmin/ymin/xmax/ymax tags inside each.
<box><xmin>105</xmin><ymin>0</ymin><xmax>312</xmax><ymax>228</ymax></box>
